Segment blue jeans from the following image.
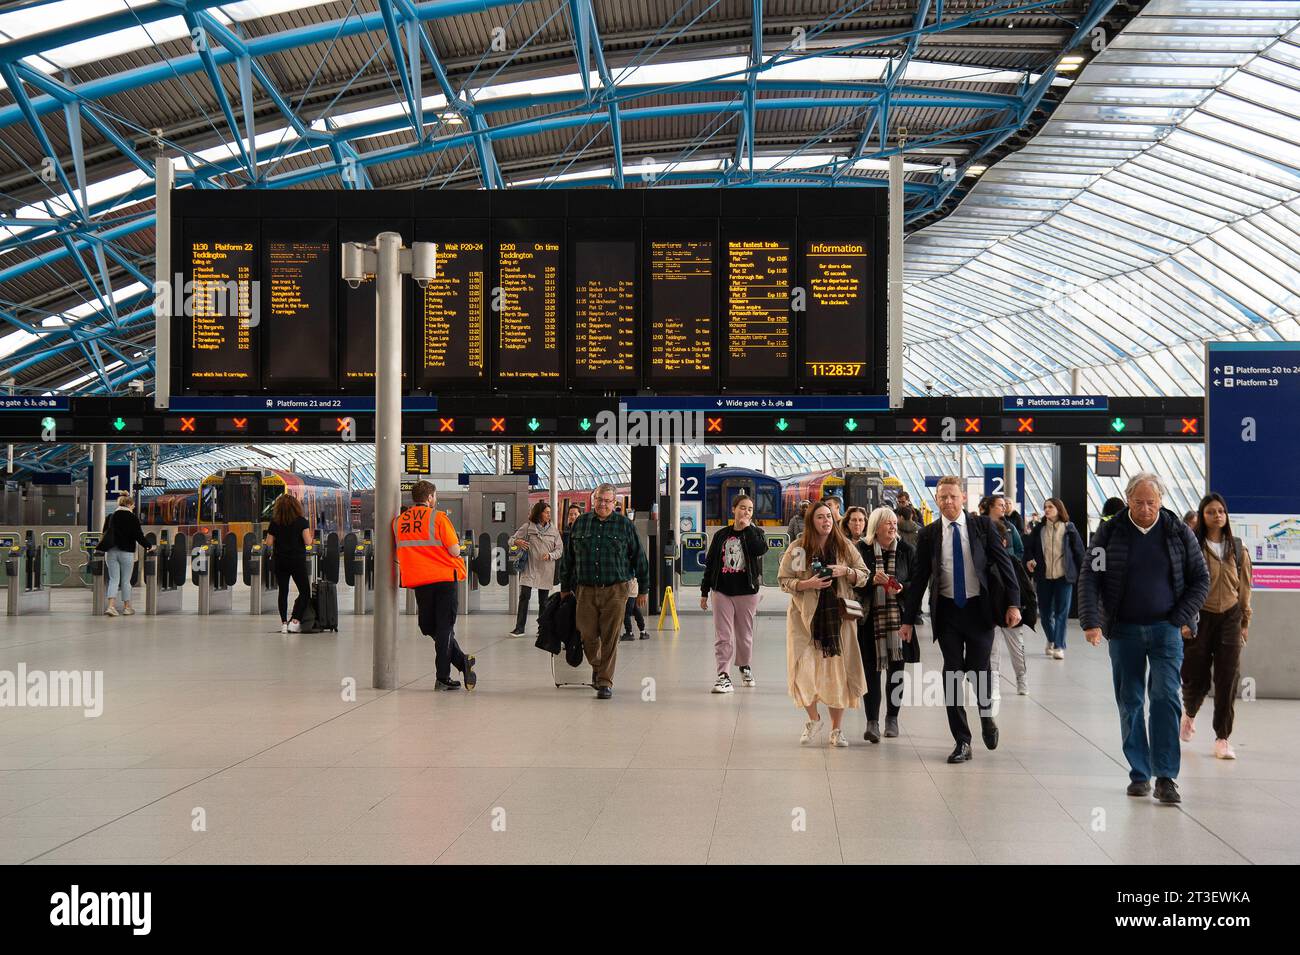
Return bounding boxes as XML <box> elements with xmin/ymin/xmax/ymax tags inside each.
<box><xmin>1038</xmin><ymin>578</ymin><xmax>1073</xmax><ymax>649</ymax></box>
<box><xmin>105</xmin><ymin>548</ymin><xmax>135</xmax><ymax>603</ymax></box>
<box><xmin>1107</xmin><ymin>622</ymin><xmax>1183</xmax><ymax>783</ymax></box>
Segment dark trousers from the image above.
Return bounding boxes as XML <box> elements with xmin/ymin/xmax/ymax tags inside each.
<box><xmin>275</xmin><ymin>560</ymin><xmax>311</xmax><ymax>623</ymax></box>
<box><xmin>623</xmin><ymin>596</ymin><xmax>645</xmax><ymax>635</ymax></box>
<box><xmin>934</xmin><ymin>596</ymin><xmax>995</xmax><ymax>745</ymax></box>
<box><xmin>415</xmin><ymin>581</ymin><xmax>468</xmax><ymax>681</ymax></box>
<box><xmin>1182</xmin><ymin>606</ymin><xmax>1244</xmax><ymax>740</ymax></box>
<box><xmin>864</xmin><ymin>659</ymin><xmax>905</xmax><ymax>722</ymax></box>
<box><xmin>515</xmin><ymin>585</ymin><xmax>548</xmax><ymax>632</ymax></box>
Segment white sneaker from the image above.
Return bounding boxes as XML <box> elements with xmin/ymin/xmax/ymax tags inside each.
<box><xmin>991</xmin><ymin>682</ymin><xmax>1002</xmax><ymax>702</ymax></box>
<box><xmin>1044</xmin><ymin>645</ymin><xmax>1054</xmax><ymax>657</ymax></box>
<box><xmin>288</xmin><ymin>620</ymin><xmax>301</xmax><ymax>633</ymax></box>
<box><xmin>712</xmin><ymin>672</ymin><xmax>734</xmax><ymax>694</ymax></box>
<box><xmin>1214</xmin><ymin>738</ymin><xmax>1236</xmax><ymax>760</ymax></box>
<box><xmin>828</xmin><ymin>728</ymin><xmax>849</xmax><ymax>748</ymax></box>
<box><xmin>104</xmin><ymin>605</ymin><xmax>118</xmax><ymax>616</ymax></box>
<box><xmin>1016</xmin><ymin>676</ymin><xmax>1029</xmax><ymax>696</ymax></box>
<box><xmin>739</xmin><ymin>666</ymin><xmax>755</xmax><ymax>687</ymax></box>
<box><xmin>280</xmin><ymin>623</ymin><xmax>289</xmax><ymax>634</ymax></box>
<box><xmin>122</xmin><ymin>606</ymin><xmax>135</xmax><ymax>616</ymax></box>
<box><xmin>799</xmin><ymin>719</ymin><xmax>825</xmax><ymax>745</ymax></box>
<box><xmin>1052</xmin><ymin>647</ymin><xmax>1065</xmax><ymax>660</ymax></box>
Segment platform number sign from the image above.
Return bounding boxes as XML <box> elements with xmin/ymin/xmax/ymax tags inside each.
<box><xmin>679</xmin><ymin>463</ymin><xmax>704</xmax><ymax>502</ymax></box>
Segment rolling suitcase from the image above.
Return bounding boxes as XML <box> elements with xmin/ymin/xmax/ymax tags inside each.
<box><xmin>309</xmin><ymin>578</ymin><xmax>339</xmax><ymax>632</ymax></box>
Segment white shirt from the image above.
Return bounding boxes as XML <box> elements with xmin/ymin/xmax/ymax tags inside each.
<box><xmin>939</xmin><ymin>511</ymin><xmax>982</xmax><ymax>599</ymax></box>
<box><xmin>1129</xmin><ymin>511</ymin><xmax>1157</xmax><ymax>535</ymax></box>
<box><xmin>1207</xmin><ymin>539</ymin><xmax>1224</xmax><ymax>560</ymax></box>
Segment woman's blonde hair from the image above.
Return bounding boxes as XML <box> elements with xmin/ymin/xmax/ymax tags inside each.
<box><xmin>117</xmin><ymin>494</ymin><xmax>134</xmax><ymax>509</ymax></box>
<box><xmin>865</xmin><ymin>506</ymin><xmax>897</xmax><ymax>545</ymax></box>
<box><xmin>271</xmin><ymin>492</ymin><xmax>303</xmax><ymax>525</ymax></box>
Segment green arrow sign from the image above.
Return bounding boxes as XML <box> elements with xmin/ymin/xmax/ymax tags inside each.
<box><xmin>579</xmin><ymin>418</ymin><xmax>592</xmax><ymax>432</ymax></box>
<box><xmin>112</xmin><ymin>417</ymin><xmax>126</xmax><ymax>431</ymax></box>
<box><xmin>527</xmin><ymin>418</ymin><xmax>540</xmax><ymax>432</ymax></box>
<box><xmin>1111</xmin><ymin>417</ymin><xmax>1126</xmax><ymax>433</ymax></box>
<box><xmin>775</xmin><ymin>418</ymin><xmax>789</xmax><ymax>432</ymax></box>
<box><xmin>844</xmin><ymin>418</ymin><xmax>858</xmax><ymax>432</ymax></box>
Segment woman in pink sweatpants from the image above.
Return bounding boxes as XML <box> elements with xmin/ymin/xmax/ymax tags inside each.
<box><xmin>701</xmin><ymin>495</ymin><xmax>769</xmax><ymax>694</ymax></box>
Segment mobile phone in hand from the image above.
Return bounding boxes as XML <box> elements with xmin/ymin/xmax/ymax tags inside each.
<box><xmin>885</xmin><ymin>575</ymin><xmax>903</xmax><ymax>594</ymax></box>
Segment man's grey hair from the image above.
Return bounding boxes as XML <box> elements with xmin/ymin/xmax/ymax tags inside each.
<box><xmin>593</xmin><ymin>483</ymin><xmax>617</xmax><ymax>500</ymax></box>
<box><xmin>1125</xmin><ymin>472</ymin><xmax>1167</xmax><ymax>499</ymax></box>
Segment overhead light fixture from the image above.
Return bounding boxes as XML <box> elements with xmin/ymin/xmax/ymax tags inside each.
<box><xmin>967</xmin><ymin>165</ymin><xmax>987</xmax><ymax>176</ymax></box>
<box><xmin>440</xmin><ymin>111</ymin><xmax>464</xmax><ymax>126</ymax></box>
<box><xmin>1057</xmin><ymin>62</ymin><xmax>1080</xmax><ymax>72</ymax></box>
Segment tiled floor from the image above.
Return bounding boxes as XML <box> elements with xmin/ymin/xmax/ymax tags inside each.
<box><xmin>2</xmin><ymin>588</ymin><xmax>1297</xmax><ymax>864</ymax></box>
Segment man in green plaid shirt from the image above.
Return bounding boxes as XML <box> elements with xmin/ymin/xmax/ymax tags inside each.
<box><xmin>560</xmin><ymin>483</ymin><xmax>649</xmax><ymax>699</ymax></box>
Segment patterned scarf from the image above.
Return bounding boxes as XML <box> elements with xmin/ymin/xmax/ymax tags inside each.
<box><xmin>872</xmin><ymin>543</ymin><xmax>903</xmax><ymax>670</ymax></box>
<box><xmin>810</xmin><ymin>543</ymin><xmax>842</xmax><ymax>658</ymax></box>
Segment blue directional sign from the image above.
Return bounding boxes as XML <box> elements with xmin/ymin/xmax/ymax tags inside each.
<box><xmin>1002</xmin><ymin>394</ymin><xmax>1107</xmax><ymax>412</ymax></box>
<box><xmin>622</xmin><ymin>395</ymin><xmax>889</xmax><ymax>413</ymax></box>
<box><xmin>983</xmin><ymin>462</ymin><xmax>1026</xmax><ymax>513</ymax></box>
<box><xmin>1207</xmin><ymin>341</ymin><xmax>1300</xmax><ymax>590</ymax></box>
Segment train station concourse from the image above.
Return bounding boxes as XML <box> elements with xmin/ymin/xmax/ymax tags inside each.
<box><xmin>0</xmin><ymin>0</ymin><xmax>1297</xmax><ymax>916</ymax></box>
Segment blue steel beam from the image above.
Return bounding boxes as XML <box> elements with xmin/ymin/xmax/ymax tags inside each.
<box><xmin>181</xmin><ymin>11</ymin><xmax>255</xmax><ymax>179</ymax></box>
<box><xmin>735</xmin><ymin>0</ymin><xmax>761</xmax><ymax>177</ymax></box>
<box><xmin>568</xmin><ymin>0</ymin><xmax>623</xmax><ymax>187</ymax></box>
<box><xmin>379</xmin><ymin>0</ymin><xmax>425</xmax><ymax>141</ymax></box>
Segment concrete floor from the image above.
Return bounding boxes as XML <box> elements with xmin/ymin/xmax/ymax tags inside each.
<box><xmin>1</xmin><ymin>588</ymin><xmax>1297</xmax><ymax>865</ymax></box>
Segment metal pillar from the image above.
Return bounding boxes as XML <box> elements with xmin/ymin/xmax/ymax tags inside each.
<box><xmin>129</xmin><ymin>448</ymin><xmax>138</xmax><ymax>497</ymax></box>
<box><xmin>668</xmin><ymin>443</ymin><xmax>681</xmax><ymax>597</ymax></box>
<box><xmin>154</xmin><ymin>154</ymin><xmax>173</xmax><ymax>408</ymax></box>
<box><xmin>887</xmin><ymin>152</ymin><xmax>905</xmax><ymax>410</ymax></box>
<box><xmin>91</xmin><ymin>443</ymin><xmax>107</xmax><ymax>532</ymax></box>
<box><xmin>761</xmin><ymin>444</ymin><xmax>768</xmax><ymax>475</ymax></box>
<box><xmin>373</xmin><ymin>231</ymin><xmax>403</xmax><ymax>691</ymax></box>
<box><xmin>1070</xmin><ymin>367</ymin><xmax>1081</xmax><ymax>395</ymax></box>
<box><xmin>549</xmin><ymin>445</ymin><xmax>559</xmax><ymax>520</ymax></box>
<box><xmin>1004</xmin><ymin>444</ymin><xmax>1017</xmax><ymax>514</ymax></box>
<box><xmin>957</xmin><ymin>445</ymin><xmax>967</xmax><ymax>481</ymax></box>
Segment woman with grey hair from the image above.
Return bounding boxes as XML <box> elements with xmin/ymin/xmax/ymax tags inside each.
<box><xmin>853</xmin><ymin>506</ymin><xmax>917</xmax><ymax>742</ymax></box>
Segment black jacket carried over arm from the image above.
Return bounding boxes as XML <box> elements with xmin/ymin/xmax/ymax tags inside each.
<box><xmin>700</xmin><ymin>524</ymin><xmax>768</xmax><ymax>598</ymax></box>
<box><xmin>902</xmin><ymin>514</ymin><xmax>1021</xmax><ymax>633</ymax></box>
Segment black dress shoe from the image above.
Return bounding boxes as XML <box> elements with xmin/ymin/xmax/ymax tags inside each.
<box><xmin>863</xmin><ymin>721</ymin><xmax>880</xmax><ymax>744</ymax></box>
<box><xmin>1154</xmin><ymin>777</ymin><xmax>1181</xmax><ymax>804</ymax></box>
<box><xmin>620</xmin><ymin>632</ymin><xmax>634</xmax><ymax>641</ymax></box>
<box><xmin>462</xmin><ymin>655</ymin><xmax>477</xmax><ymax>691</ymax></box>
<box><xmin>947</xmin><ymin>742</ymin><xmax>973</xmax><ymax>763</ymax></box>
<box><xmin>434</xmin><ymin>677</ymin><xmax>461</xmax><ymax>690</ymax></box>
<box><xmin>1126</xmin><ymin>780</ymin><xmax>1152</xmax><ymax>797</ymax></box>
<box><xmin>595</xmin><ymin>686</ymin><xmax>612</xmax><ymax>700</ymax></box>
<box><xmin>981</xmin><ymin>717</ymin><xmax>999</xmax><ymax>751</ymax></box>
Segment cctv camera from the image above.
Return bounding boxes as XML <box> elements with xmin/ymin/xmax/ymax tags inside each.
<box><xmin>341</xmin><ymin>241</ymin><xmax>369</xmax><ymax>287</ymax></box>
<box><xmin>411</xmin><ymin>241</ymin><xmax>437</xmax><ymax>289</ymax></box>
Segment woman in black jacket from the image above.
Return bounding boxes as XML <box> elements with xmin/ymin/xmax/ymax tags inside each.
<box><xmin>701</xmin><ymin>494</ymin><xmax>768</xmax><ymax>693</ymax></box>
<box><xmin>853</xmin><ymin>506</ymin><xmax>917</xmax><ymax>743</ymax></box>
<box><xmin>100</xmin><ymin>495</ymin><xmax>151</xmax><ymax>616</ymax></box>
<box><xmin>265</xmin><ymin>492</ymin><xmax>314</xmax><ymax>633</ymax></box>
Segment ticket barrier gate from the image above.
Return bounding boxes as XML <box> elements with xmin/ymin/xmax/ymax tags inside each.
<box><xmin>6</xmin><ymin>541</ymin><xmax>51</xmax><ymax>615</ymax></box>
<box><xmin>680</xmin><ymin>532</ymin><xmax>707</xmax><ymax>589</ymax></box>
<box><xmin>144</xmin><ymin>534</ymin><xmax>185</xmax><ymax>615</ymax></box>
<box><xmin>350</xmin><ymin>539</ymin><xmax>374</xmax><ymax>616</ymax></box>
<box><xmin>762</xmin><ymin>532</ymin><xmax>790</xmax><ymax>588</ymax></box>
<box><xmin>83</xmin><ymin>533</ymin><xmax>106</xmax><ymax>616</ymax></box>
<box><xmin>0</xmin><ymin>532</ymin><xmax>15</xmax><ymax>584</ymax></box>
<box><xmin>246</xmin><ymin>542</ymin><xmax>279</xmax><ymax>615</ymax></box>
<box><xmin>194</xmin><ymin>537</ymin><xmax>234</xmax><ymax>615</ymax></box>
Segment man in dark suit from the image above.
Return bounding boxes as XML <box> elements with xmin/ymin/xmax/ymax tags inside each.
<box><xmin>901</xmin><ymin>476</ymin><xmax>1022</xmax><ymax>763</ymax></box>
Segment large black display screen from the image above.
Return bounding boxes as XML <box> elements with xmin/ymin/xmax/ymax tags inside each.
<box><xmin>572</xmin><ymin>240</ymin><xmax>636</xmax><ymax>383</ymax></box>
<box><xmin>172</xmin><ymin>190</ymin><xmax>885</xmax><ymax>396</ymax></box>
<box><xmin>802</xmin><ymin>239</ymin><xmax>871</xmax><ymax>386</ymax></box>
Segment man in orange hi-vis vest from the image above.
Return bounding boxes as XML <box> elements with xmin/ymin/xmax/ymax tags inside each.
<box><xmin>393</xmin><ymin>480</ymin><xmax>477</xmax><ymax>691</ymax></box>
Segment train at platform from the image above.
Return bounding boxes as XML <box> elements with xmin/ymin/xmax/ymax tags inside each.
<box><xmin>140</xmin><ymin>469</ymin><xmax>348</xmax><ymax>540</ymax></box>
<box><xmin>778</xmin><ymin>467</ymin><xmax>908</xmax><ymax>522</ymax></box>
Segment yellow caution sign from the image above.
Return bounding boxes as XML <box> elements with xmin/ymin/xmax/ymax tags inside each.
<box><xmin>658</xmin><ymin>585</ymin><xmax>680</xmax><ymax>632</ymax></box>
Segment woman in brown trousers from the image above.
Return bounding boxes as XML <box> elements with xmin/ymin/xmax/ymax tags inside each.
<box><xmin>1180</xmin><ymin>493</ymin><xmax>1253</xmax><ymax>760</ymax></box>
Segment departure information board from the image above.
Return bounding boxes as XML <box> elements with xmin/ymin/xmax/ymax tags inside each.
<box><xmin>648</xmin><ymin>239</ymin><xmax>715</xmax><ymax>387</ymax></box>
<box><xmin>572</xmin><ymin>241</ymin><xmax>636</xmax><ymax>382</ymax></box>
<box><xmin>725</xmin><ymin>239</ymin><xmax>792</xmax><ymax>382</ymax></box>
<box><xmin>172</xmin><ymin>190</ymin><xmax>885</xmax><ymax>396</ymax></box>
<box><xmin>803</xmin><ymin>240</ymin><xmax>870</xmax><ymax>384</ymax></box>
<box><xmin>186</xmin><ymin>235</ymin><xmax>256</xmax><ymax>390</ymax></box>
<box><xmin>496</xmin><ymin>240</ymin><xmax>561</xmax><ymax>382</ymax></box>
<box><xmin>265</xmin><ymin>237</ymin><xmax>333</xmax><ymax>387</ymax></box>
<box><xmin>418</xmin><ymin>240</ymin><xmax>487</xmax><ymax>389</ymax></box>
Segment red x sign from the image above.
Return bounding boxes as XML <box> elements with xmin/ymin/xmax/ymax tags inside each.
<box><xmin>964</xmin><ymin>418</ymin><xmax>981</xmax><ymax>433</ymax></box>
<box><xmin>283</xmin><ymin>417</ymin><xmax>300</xmax><ymax>433</ymax></box>
<box><xmin>1017</xmin><ymin>417</ymin><xmax>1034</xmax><ymax>433</ymax></box>
<box><xmin>179</xmin><ymin>417</ymin><xmax>196</xmax><ymax>433</ymax></box>
<box><xmin>706</xmin><ymin>417</ymin><xmax>723</xmax><ymax>433</ymax></box>
<box><xmin>335</xmin><ymin>417</ymin><xmax>350</xmax><ymax>432</ymax></box>
<box><xmin>911</xmin><ymin>417</ymin><xmax>927</xmax><ymax>433</ymax></box>
<box><xmin>1182</xmin><ymin>417</ymin><xmax>1199</xmax><ymax>434</ymax></box>
<box><xmin>232</xmin><ymin>417</ymin><xmax>247</xmax><ymax>430</ymax></box>
<box><xmin>438</xmin><ymin>418</ymin><xmax>455</xmax><ymax>433</ymax></box>
<box><xmin>490</xmin><ymin>418</ymin><xmax>506</xmax><ymax>433</ymax></box>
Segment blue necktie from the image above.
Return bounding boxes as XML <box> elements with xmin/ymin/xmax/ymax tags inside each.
<box><xmin>951</xmin><ymin>521</ymin><xmax>967</xmax><ymax>608</ymax></box>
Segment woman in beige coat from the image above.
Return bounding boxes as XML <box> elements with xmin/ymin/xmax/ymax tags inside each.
<box><xmin>778</xmin><ymin>500</ymin><xmax>869</xmax><ymax>748</ymax></box>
